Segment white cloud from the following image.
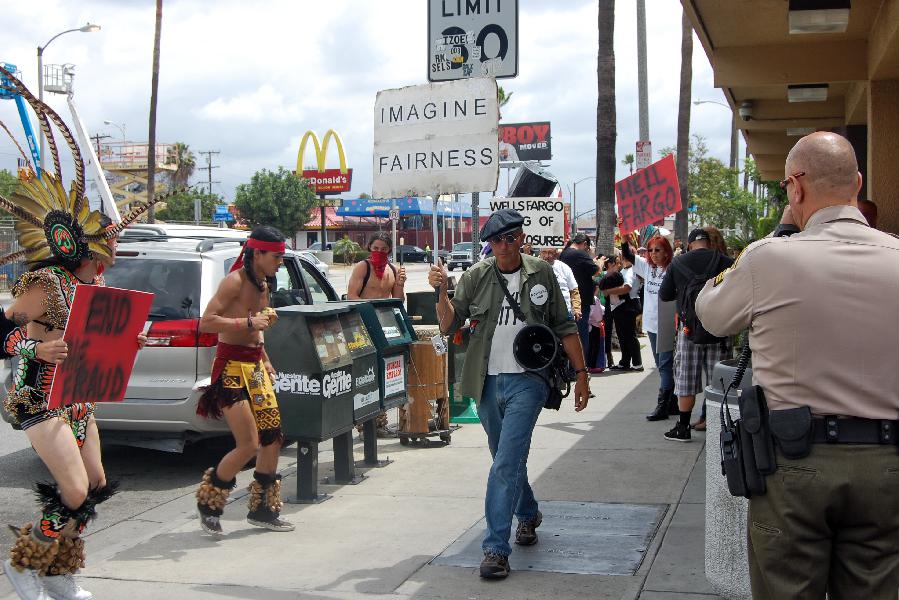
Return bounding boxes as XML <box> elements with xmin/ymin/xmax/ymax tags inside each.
<box><xmin>197</xmin><ymin>85</ymin><xmax>304</xmax><ymax>124</ymax></box>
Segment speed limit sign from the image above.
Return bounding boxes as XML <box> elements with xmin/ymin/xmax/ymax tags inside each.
<box><xmin>428</xmin><ymin>0</ymin><xmax>518</xmax><ymax>82</ymax></box>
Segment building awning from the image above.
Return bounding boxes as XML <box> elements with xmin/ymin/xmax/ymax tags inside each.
<box><xmin>336</xmin><ymin>197</ymin><xmax>473</xmax><ymax>218</ymax></box>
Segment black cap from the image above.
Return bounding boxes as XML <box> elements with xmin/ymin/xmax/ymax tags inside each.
<box><xmin>480</xmin><ymin>209</ymin><xmax>525</xmax><ymax>241</ymax></box>
<box><xmin>688</xmin><ymin>228</ymin><xmax>710</xmax><ymax>244</ymax></box>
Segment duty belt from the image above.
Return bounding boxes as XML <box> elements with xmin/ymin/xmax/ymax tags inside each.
<box><xmin>812</xmin><ymin>417</ymin><xmax>898</xmax><ymax>445</ymax></box>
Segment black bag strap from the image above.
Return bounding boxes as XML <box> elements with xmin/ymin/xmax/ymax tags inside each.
<box><xmin>492</xmin><ymin>262</ymin><xmax>528</xmax><ymax>324</ymax></box>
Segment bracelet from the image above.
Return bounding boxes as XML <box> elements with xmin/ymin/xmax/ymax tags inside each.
<box><xmin>574</xmin><ymin>367</ymin><xmax>589</xmax><ymax>375</ymax></box>
<box><xmin>247</xmin><ymin>315</ymin><xmax>253</xmax><ymax>330</ymax></box>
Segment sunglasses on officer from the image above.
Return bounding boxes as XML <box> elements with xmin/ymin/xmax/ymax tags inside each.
<box><xmin>779</xmin><ymin>171</ymin><xmax>806</xmax><ymax>191</ymax></box>
<box><xmin>489</xmin><ymin>230</ymin><xmax>522</xmax><ymax>245</ymax></box>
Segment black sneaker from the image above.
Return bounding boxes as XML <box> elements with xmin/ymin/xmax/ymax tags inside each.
<box><xmin>630</xmin><ymin>365</ymin><xmax>644</xmax><ymax>372</ymax></box>
<box><xmin>247</xmin><ymin>511</ymin><xmax>295</xmax><ymax>532</ymax></box>
<box><xmin>664</xmin><ymin>422</ymin><xmax>692</xmax><ymax>442</ymax></box>
<box><xmin>609</xmin><ymin>364</ymin><xmax>628</xmax><ymax>371</ymax></box>
<box><xmin>515</xmin><ymin>511</ymin><xmax>542</xmax><ymax>546</ymax></box>
<box><xmin>199</xmin><ymin>512</ymin><xmax>224</xmax><ymax>536</ymax></box>
<box><xmin>479</xmin><ymin>552</ymin><xmax>510</xmax><ymax>579</ymax></box>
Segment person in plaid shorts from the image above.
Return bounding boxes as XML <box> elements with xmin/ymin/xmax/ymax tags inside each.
<box><xmin>658</xmin><ymin>229</ymin><xmax>733</xmax><ymax>442</ymax></box>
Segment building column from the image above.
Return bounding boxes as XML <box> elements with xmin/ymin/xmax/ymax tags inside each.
<box><xmin>868</xmin><ymin>79</ymin><xmax>899</xmax><ymax>234</ymax></box>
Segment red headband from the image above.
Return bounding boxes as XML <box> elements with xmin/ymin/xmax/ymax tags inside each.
<box><xmin>230</xmin><ymin>238</ymin><xmax>287</xmax><ymax>272</ymax></box>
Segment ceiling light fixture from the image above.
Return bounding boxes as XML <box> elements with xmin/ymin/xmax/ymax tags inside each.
<box><xmin>789</xmin><ymin>0</ymin><xmax>850</xmax><ymax>34</ymax></box>
<box><xmin>788</xmin><ymin>84</ymin><xmax>829</xmax><ymax>102</ymax></box>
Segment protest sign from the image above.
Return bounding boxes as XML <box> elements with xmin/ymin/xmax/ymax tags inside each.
<box><xmin>489</xmin><ymin>197</ymin><xmax>566</xmax><ymax>247</ymax></box>
<box><xmin>48</xmin><ymin>286</ymin><xmax>154</xmax><ymax>410</ymax></box>
<box><xmin>615</xmin><ymin>154</ymin><xmax>681</xmax><ymax>235</ymax></box>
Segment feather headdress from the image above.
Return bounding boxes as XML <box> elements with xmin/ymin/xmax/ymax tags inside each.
<box><xmin>0</xmin><ymin>65</ymin><xmax>168</xmax><ymax>269</ymax></box>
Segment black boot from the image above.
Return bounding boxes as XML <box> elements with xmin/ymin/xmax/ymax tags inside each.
<box><xmin>667</xmin><ymin>390</ymin><xmax>679</xmax><ymax>416</ymax></box>
<box><xmin>646</xmin><ymin>390</ymin><xmax>669</xmax><ymax>421</ymax></box>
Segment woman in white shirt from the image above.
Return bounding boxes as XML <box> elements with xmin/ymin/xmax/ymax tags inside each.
<box><xmin>622</xmin><ymin>237</ymin><xmax>676</xmax><ymax>421</ymax></box>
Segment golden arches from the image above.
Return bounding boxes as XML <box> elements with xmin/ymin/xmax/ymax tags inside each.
<box><xmin>296</xmin><ymin>129</ymin><xmax>348</xmax><ymax>174</ymax></box>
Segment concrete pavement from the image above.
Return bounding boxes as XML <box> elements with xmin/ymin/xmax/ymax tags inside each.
<box><xmin>0</xmin><ymin>344</ymin><xmax>727</xmax><ymax>600</ymax></box>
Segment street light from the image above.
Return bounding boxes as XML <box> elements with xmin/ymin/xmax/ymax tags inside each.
<box><xmin>571</xmin><ymin>176</ymin><xmax>597</xmax><ymax>235</ymax></box>
<box><xmin>694</xmin><ymin>99</ymin><xmax>738</xmax><ymax>171</ymax></box>
<box><xmin>37</xmin><ymin>23</ymin><xmax>101</xmax><ymax>171</ymax></box>
<box><xmin>103</xmin><ymin>120</ymin><xmax>126</xmax><ymax>144</ymax></box>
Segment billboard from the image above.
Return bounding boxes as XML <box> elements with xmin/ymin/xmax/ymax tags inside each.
<box><xmin>372</xmin><ymin>77</ymin><xmax>499</xmax><ymax>198</ymax></box>
<box><xmin>296</xmin><ymin>129</ymin><xmax>351</xmax><ymax>195</ymax></box>
<box><xmin>488</xmin><ymin>197</ymin><xmax>566</xmax><ymax>247</ymax></box>
<box><xmin>498</xmin><ymin>121</ymin><xmax>551</xmax><ymax>162</ymax></box>
<box><xmin>428</xmin><ymin>0</ymin><xmax>519</xmax><ymax>81</ymax></box>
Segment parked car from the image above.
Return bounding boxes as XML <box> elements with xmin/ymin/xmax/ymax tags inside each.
<box><xmin>0</xmin><ymin>236</ymin><xmax>339</xmax><ymax>452</ymax></box>
<box><xmin>447</xmin><ymin>242</ymin><xmax>477</xmax><ymax>271</ymax></box>
<box><xmin>121</xmin><ymin>223</ymin><xmax>248</xmax><ymax>240</ymax></box>
<box><xmin>297</xmin><ymin>250</ymin><xmax>329</xmax><ymax>277</ymax></box>
<box><xmin>397</xmin><ymin>245</ymin><xmax>427</xmax><ymax>262</ymax></box>
<box><xmin>306</xmin><ymin>242</ymin><xmax>332</xmax><ymax>251</ymax></box>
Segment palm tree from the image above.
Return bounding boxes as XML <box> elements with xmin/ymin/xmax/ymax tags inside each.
<box><xmin>596</xmin><ymin>0</ymin><xmax>617</xmax><ymax>255</ymax></box>
<box><xmin>146</xmin><ymin>0</ymin><xmax>163</xmax><ymax>223</ymax></box>
<box><xmin>622</xmin><ymin>153</ymin><xmax>635</xmax><ymax>175</ymax></box>
<box><xmin>166</xmin><ymin>142</ymin><xmax>196</xmax><ymax>188</ymax></box>
<box><xmin>674</xmin><ymin>9</ymin><xmax>692</xmax><ymax>243</ymax></box>
<box><xmin>497</xmin><ymin>85</ymin><xmax>513</xmax><ymax>120</ymax></box>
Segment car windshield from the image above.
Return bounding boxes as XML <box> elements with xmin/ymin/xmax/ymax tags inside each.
<box><xmin>452</xmin><ymin>243</ymin><xmax>472</xmax><ymax>252</ymax></box>
<box><xmin>103</xmin><ymin>259</ymin><xmax>202</xmax><ymax>320</ymax></box>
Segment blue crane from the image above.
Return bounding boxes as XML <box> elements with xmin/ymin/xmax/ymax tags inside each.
<box><xmin>0</xmin><ymin>62</ymin><xmax>42</xmax><ymax>178</ymax></box>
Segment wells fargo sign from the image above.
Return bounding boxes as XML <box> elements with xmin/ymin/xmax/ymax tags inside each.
<box><xmin>296</xmin><ymin>129</ymin><xmax>352</xmax><ymax>194</ymax></box>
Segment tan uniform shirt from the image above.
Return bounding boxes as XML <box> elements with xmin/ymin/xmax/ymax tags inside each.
<box><xmin>696</xmin><ymin>205</ymin><xmax>899</xmax><ymax>420</ymax></box>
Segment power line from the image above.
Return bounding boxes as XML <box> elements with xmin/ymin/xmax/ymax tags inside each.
<box><xmin>198</xmin><ymin>150</ymin><xmax>220</xmax><ymax>196</ymax></box>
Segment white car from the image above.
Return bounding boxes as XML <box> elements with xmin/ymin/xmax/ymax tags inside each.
<box><xmin>298</xmin><ymin>250</ymin><xmax>329</xmax><ymax>277</ymax></box>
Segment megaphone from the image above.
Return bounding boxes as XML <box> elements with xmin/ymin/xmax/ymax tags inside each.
<box><xmin>513</xmin><ymin>324</ymin><xmax>559</xmax><ymax>371</ymax></box>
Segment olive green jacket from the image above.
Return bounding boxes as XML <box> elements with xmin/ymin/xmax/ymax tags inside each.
<box><xmin>445</xmin><ymin>254</ymin><xmax>579</xmax><ymax>403</ymax></box>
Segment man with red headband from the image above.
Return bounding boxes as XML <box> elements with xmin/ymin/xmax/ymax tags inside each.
<box><xmin>194</xmin><ymin>225</ymin><xmax>294</xmax><ymax>535</ymax></box>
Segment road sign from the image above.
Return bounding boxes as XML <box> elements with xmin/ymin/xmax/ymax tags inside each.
<box><xmin>214</xmin><ymin>204</ymin><xmax>230</xmax><ymax>214</ymax></box>
<box><xmin>372</xmin><ymin>77</ymin><xmax>499</xmax><ymax>198</ymax></box>
<box><xmin>389</xmin><ymin>208</ymin><xmax>400</xmax><ymax>221</ymax></box>
<box><xmin>428</xmin><ymin>0</ymin><xmax>518</xmax><ymax>81</ymax></box>
<box><xmin>636</xmin><ymin>140</ymin><xmax>652</xmax><ymax>170</ymax></box>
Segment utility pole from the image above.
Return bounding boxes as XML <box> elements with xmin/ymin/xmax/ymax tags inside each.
<box><xmin>91</xmin><ymin>133</ymin><xmax>110</xmax><ymax>158</ymax></box>
<box><xmin>637</xmin><ymin>0</ymin><xmax>650</xmax><ymax>144</ymax></box>
<box><xmin>198</xmin><ymin>150</ymin><xmax>220</xmax><ymax>224</ymax></box>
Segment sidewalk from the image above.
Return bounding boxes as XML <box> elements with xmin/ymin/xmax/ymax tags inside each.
<box><xmin>1</xmin><ymin>346</ymin><xmax>724</xmax><ymax>600</ymax></box>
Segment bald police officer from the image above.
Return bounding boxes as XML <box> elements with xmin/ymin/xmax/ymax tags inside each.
<box><xmin>696</xmin><ymin>132</ymin><xmax>899</xmax><ymax>599</ymax></box>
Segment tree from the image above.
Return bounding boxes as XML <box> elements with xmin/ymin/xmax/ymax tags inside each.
<box><xmin>165</xmin><ymin>142</ymin><xmax>196</xmax><ymax>189</ymax></box>
<box><xmin>674</xmin><ymin>9</ymin><xmax>693</xmax><ymax>243</ymax></box>
<box><xmin>595</xmin><ymin>0</ymin><xmax>617</xmax><ymax>255</ymax></box>
<box><xmin>0</xmin><ymin>169</ymin><xmax>18</xmax><ymax>198</ymax></box>
<box><xmin>156</xmin><ymin>189</ymin><xmax>220</xmax><ymax>222</ymax></box>
<box><xmin>146</xmin><ymin>0</ymin><xmax>163</xmax><ymax>223</ymax></box>
<box><xmin>333</xmin><ymin>235</ymin><xmax>362</xmax><ymax>264</ymax></box>
<box><xmin>234</xmin><ymin>167</ymin><xmax>316</xmax><ymax>244</ymax></box>
<box><xmin>497</xmin><ymin>85</ymin><xmax>513</xmax><ymax>117</ymax></box>
<box><xmin>622</xmin><ymin>153</ymin><xmax>634</xmax><ymax>175</ymax></box>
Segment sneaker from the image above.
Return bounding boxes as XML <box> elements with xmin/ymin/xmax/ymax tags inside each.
<box><xmin>3</xmin><ymin>559</ymin><xmax>50</xmax><ymax>600</ymax></box>
<box><xmin>630</xmin><ymin>365</ymin><xmax>644</xmax><ymax>372</ymax></box>
<box><xmin>515</xmin><ymin>511</ymin><xmax>543</xmax><ymax>546</ymax></box>
<box><xmin>664</xmin><ymin>422</ymin><xmax>692</xmax><ymax>442</ymax></box>
<box><xmin>198</xmin><ymin>512</ymin><xmax>224</xmax><ymax>536</ymax></box>
<box><xmin>42</xmin><ymin>574</ymin><xmax>92</xmax><ymax>600</ymax></box>
<box><xmin>609</xmin><ymin>364</ymin><xmax>628</xmax><ymax>371</ymax></box>
<box><xmin>247</xmin><ymin>512</ymin><xmax>295</xmax><ymax>532</ymax></box>
<box><xmin>479</xmin><ymin>552</ymin><xmax>510</xmax><ymax>579</ymax></box>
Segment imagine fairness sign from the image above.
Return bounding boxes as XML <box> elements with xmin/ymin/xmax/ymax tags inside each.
<box><xmin>372</xmin><ymin>78</ymin><xmax>499</xmax><ymax>198</ymax></box>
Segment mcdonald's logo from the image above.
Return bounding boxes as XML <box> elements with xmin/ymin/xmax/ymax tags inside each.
<box><xmin>297</xmin><ymin>129</ymin><xmax>352</xmax><ymax>195</ymax></box>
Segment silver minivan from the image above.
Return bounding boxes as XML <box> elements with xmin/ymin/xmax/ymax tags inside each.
<box><xmin>0</xmin><ymin>235</ymin><xmax>338</xmax><ymax>452</ymax></box>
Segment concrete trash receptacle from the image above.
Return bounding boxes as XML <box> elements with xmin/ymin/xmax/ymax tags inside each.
<box><xmin>703</xmin><ymin>359</ymin><xmax>753</xmax><ymax>600</ymax></box>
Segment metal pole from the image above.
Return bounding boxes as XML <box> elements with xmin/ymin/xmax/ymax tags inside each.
<box><xmin>431</xmin><ymin>195</ymin><xmax>439</xmax><ymax>264</ymax></box>
<box><xmin>572</xmin><ymin>182</ymin><xmax>577</xmax><ymax>236</ymax></box>
<box><xmin>319</xmin><ymin>193</ymin><xmax>327</xmax><ymax>249</ymax></box>
<box><xmin>37</xmin><ymin>48</ymin><xmax>45</xmax><ymax>174</ymax></box>
<box><xmin>729</xmin><ymin>118</ymin><xmax>738</xmax><ymax>171</ymax></box>
<box><xmin>637</xmin><ymin>0</ymin><xmax>650</xmax><ymax>142</ymax></box>
<box><xmin>471</xmin><ymin>192</ymin><xmax>479</xmax><ymax>263</ymax></box>
<box><xmin>391</xmin><ymin>198</ymin><xmax>397</xmax><ymax>264</ymax></box>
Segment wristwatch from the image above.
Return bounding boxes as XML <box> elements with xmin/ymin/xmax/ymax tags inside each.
<box><xmin>574</xmin><ymin>367</ymin><xmax>589</xmax><ymax>376</ymax></box>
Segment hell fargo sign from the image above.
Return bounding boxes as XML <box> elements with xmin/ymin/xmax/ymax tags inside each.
<box><xmin>372</xmin><ymin>77</ymin><xmax>499</xmax><ymax>198</ymax></box>
<box><xmin>615</xmin><ymin>154</ymin><xmax>682</xmax><ymax>235</ymax></box>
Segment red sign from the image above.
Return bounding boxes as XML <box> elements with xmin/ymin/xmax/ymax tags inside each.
<box><xmin>48</xmin><ymin>286</ymin><xmax>154</xmax><ymax>409</ymax></box>
<box><xmin>615</xmin><ymin>154</ymin><xmax>681</xmax><ymax>235</ymax></box>
<box><xmin>302</xmin><ymin>168</ymin><xmax>353</xmax><ymax>194</ymax></box>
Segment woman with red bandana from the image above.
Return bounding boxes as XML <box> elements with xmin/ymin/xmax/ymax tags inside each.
<box><xmin>347</xmin><ymin>232</ymin><xmax>406</xmax><ymax>301</ymax></box>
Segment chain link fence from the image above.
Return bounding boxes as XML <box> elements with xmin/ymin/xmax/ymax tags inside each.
<box><xmin>0</xmin><ymin>221</ymin><xmax>26</xmax><ymax>292</ymax></box>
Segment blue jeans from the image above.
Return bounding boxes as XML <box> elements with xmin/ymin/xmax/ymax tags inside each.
<box><xmin>576</xmin><ymin>308</ymin><xmax>591</xmax><ymax>358</ymax></box>
<box><xmin>647</xmin><ymin>332</ymin><xmax>674</xmax><ymax>391</ymax></box>
<box><xmin>478</xmin><ymin>373</ymin><xmax>548</xmax><ymax>557</ymax></box>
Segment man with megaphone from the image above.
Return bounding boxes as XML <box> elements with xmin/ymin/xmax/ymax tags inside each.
<box><xmin>428</xmin><ymin>209</ymin><xmax>590</xmax><ymax>581</ymax></box>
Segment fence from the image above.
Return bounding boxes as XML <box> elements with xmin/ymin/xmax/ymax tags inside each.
<box><xmin>0</xmin><ymin>222</ymin><xmax>26</xmax><ymax>291</ymax></box>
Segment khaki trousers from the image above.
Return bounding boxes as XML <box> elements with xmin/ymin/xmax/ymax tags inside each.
<box><xmin>748</xmin><ymin>444</ymin><xmax>899</xmax><ymax>599</ymax></box>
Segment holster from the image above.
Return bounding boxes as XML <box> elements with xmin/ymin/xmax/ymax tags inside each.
<box><xmin>769</xmin><ymin>406</ymin><xmax>813</xmax><ymax>459</ymax></box>
<box><xmin>738</xmin><ymin>386</ymin><xmax>777</xmax><ymax>476</ymax></box>
<box><xmin>720</xmin><ymin>385</ymin><xmax>776</xmax><ymax>498</ymax></box>
<box><xmin>720</xmin><ymin>423</ymin><xmax>750</xmax><ymax>498</ymax></box>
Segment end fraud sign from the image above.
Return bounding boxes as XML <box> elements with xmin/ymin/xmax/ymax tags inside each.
<box><xmin>428</xmin><ymin>0</ymin><xmax>518</xmax><ymax>81</ymax></box>
<box><xmin>489</xmin><ymin>197</ymin><xmax>566</xmax><ymax>247</ymax></box>
<box><xmin>372</xmin><ymin>77</ymin><xmax>499</xmax><ymax>198</ymax></box>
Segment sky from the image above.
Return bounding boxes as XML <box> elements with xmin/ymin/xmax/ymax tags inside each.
<box><xmin>0</xmin><ymin>0</ymin><xmax>737</xmax><ymax>216</ymax></box>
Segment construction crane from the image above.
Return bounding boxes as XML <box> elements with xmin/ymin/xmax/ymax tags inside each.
<box><xmin>0</xmin><ymin>62</ymin><xmax>42</xmax><ymax>178</ymax></box>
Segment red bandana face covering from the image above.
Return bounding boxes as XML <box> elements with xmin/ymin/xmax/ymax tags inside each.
<box><xmin>369</xmin><ymin>250</ymin><xmax>389</xmax><ymax>278</ymax></box>
<box><xmin>230</xmin><ymin>238</ymin><xmax>287</xmax><ymax>273</ymax></box>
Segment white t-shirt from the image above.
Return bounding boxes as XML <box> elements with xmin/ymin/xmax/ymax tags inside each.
<box><xmin>488</xmin><ymin>269</ymin><xmax>527</xmax><ymax>375</ymax></box>
<box><xmin>630</xmin><ymin>255</ymin><xmax>666</xmax><ymax>334</ymax></box>
<box><xmin>550</xmin><ymin>260</ymin><xmax>578</xmax><ymax>312</ymax></box>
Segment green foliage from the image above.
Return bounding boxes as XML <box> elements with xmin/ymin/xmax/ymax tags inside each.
<box><xmin>165</xmin><ymin>142</ymin><xmax>196</xmax><ymax>188</ymax></box>
<box><xmin>622</xmin><ymin>153</ymin><xmax>634</xmax><ymax>174</ymax></box>
<box><xmin>0</xmin><ymin>169</ymin><xmax>18</xmax><ymax>198</ymax></box>
<box><xmin>234</xmin><ymin>167</ymin><xmax>316</xmax><ymax>240</ymax></box>
<box><xmin>333</xmin><ymin>235</ymin><xmax>365</xmax><ymax>264</ymax></box>
<box><xmin>156</xmin><ymin>188</ymin><xmax>221</xmax><ymax>222</ymax></box>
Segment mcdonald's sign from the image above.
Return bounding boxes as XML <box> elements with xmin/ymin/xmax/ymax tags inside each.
<box><xmin>297</xmin><ymin>129</ymin><xmax>352</xmax><ymax>194</ymax></box>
